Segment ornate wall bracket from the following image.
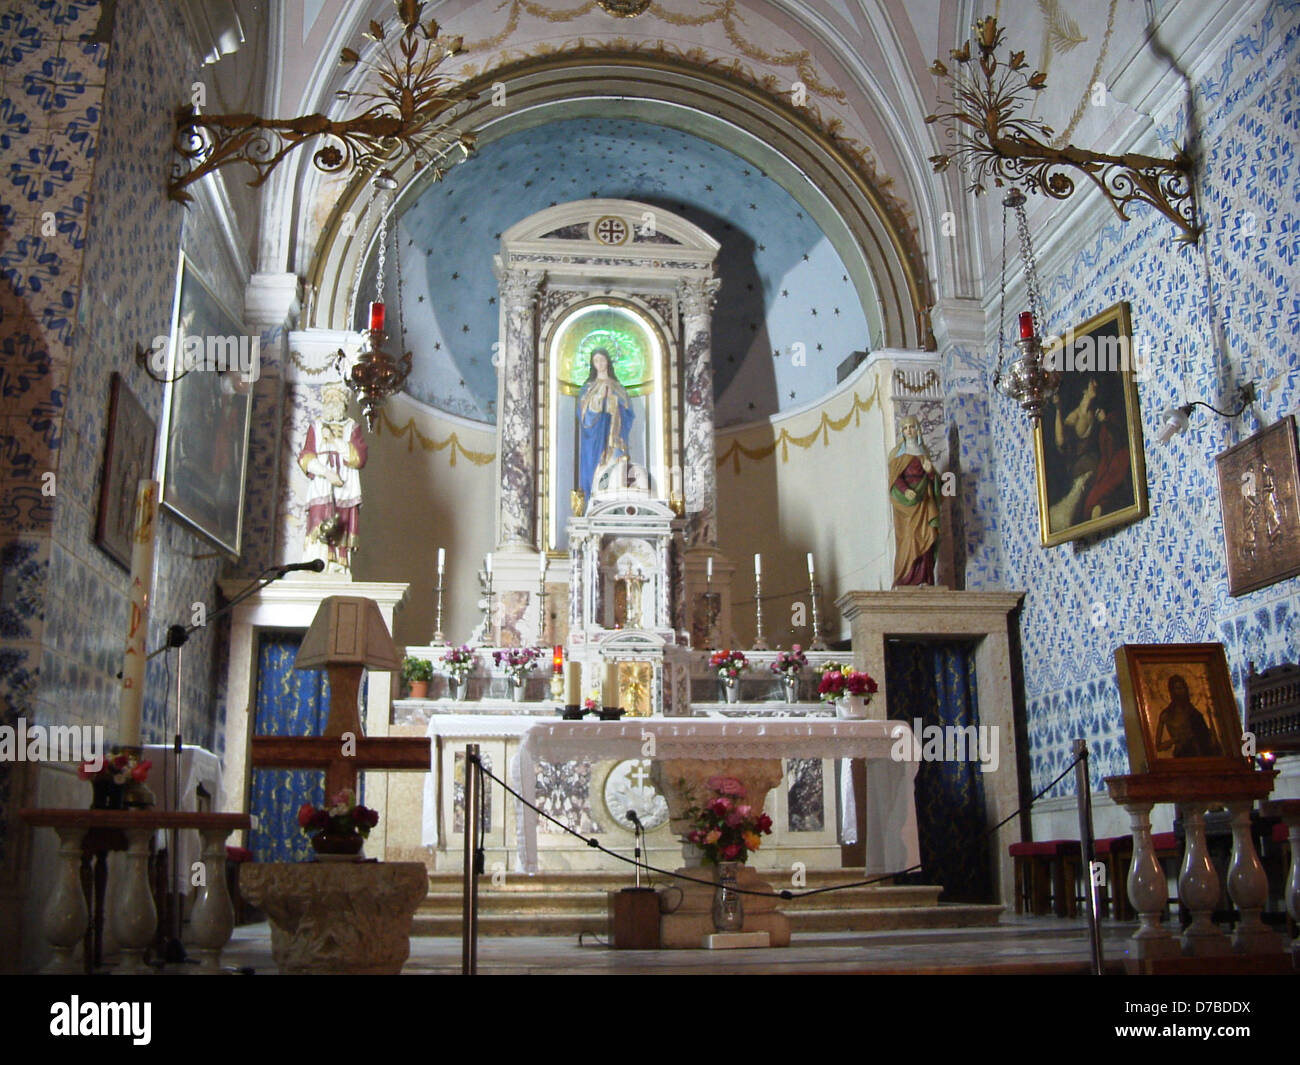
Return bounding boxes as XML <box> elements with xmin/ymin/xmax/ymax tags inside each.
<box><xmin>168</xmin><ymin>0</ymin><xmax>475</xmax><ymax>204</ymax></box>
<box><xmin>926</xmin><ymin>16</ymin><xmax>1200</xmax><ymax>244</ymax></box>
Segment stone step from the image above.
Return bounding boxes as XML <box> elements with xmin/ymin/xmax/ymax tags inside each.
<box><xmin>417</xmin><ymin>882</ymin><xmax>944</xmax><ymax>914</ymax></box>
<box><xmin>410</xmin><ymin>903</ymin><xmax>1002</xmax><ymax>938</ymax></box>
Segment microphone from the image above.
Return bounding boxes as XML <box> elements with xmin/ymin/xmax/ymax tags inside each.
<box><xmin>273</xmin><ymin>559</ymin><xmax>326</xmax><ymax>575</ymax></box>
<box><xmin>626</xmin><ymin>810</ymin><xmax>642</xmax><ymax>829</ymax></box>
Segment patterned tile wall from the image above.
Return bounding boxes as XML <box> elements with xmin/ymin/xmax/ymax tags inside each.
<box><xmin>952</xmin><ymin>0</ymin><xmax>1300</xmax><ymax>799</ymax></box>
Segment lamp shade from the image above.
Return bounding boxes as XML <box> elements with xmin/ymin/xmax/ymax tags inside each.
<box><xmin>294</xmin><ymin>596</ymin><xmax>401</xmax><ymax>671</ymax></box>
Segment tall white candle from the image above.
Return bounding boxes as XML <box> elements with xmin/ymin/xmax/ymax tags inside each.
<box><xmin>485</xmin><ymin>552</ymin><xmax>492</xmax><ymax>576</ymax></box>
<box><xmin>538</xmin><ymin>552</ymin><xmax>547</xmax><ymax>578</ymax></box>
<box><xmin>671</xmin><ymin>465</ymin><xmax>682</xmax><ymax>497</ymax></box>
<box><xmin>604</xmin><ymin>661</ymin><xmax>620</xmax><ymax>706</ymax></box>
<box><xmin>754</xmin><ymin>553</ymin><xmax>762</xmax><ymax>577</ymax></box>
<box><xmin>807</xmin><ymin>552</ymin><xmax>815</xmax><ymax>576</ymax></box>
<box><xmin>706</xmin><ymin>556</ymin><xmax>713</xmax><ymax>581</ymax></box>
<box><xmin>119</xmin><ymin>479</ymin><xmax>159</xmax><ymax>748</ymax></box>
<box><xmin>437</xmin><ymin>547</ymin><xmax>445</xmax><ymax>574</ymax></box>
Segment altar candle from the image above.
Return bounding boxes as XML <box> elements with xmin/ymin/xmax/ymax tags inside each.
<box><xmin>671</xmin><ymin>465</ymin><xmax>682</xmax><ymax>497</ymax></box>
<box><xmin>368</xmin><ymin>301</ymin><xmax>386</xmax><ymax>333</ymax></box>
<box><xmin>119</xmin><ymin>479</ymin><xmax>159</xmax><ymax>748</ymax></box>
<box><xmin>553</xmin><ymin>645</ymin><xmax>564</xmax><ymax>675</ymax></box>
<box><xmin>485</xmin><ymin>552</ymin><xmax>493</xmax><ymax>576</ymax></box>
<box><xmin>706</xmin><ymin>556</ymin><xmax>713</xmax><ymax>581</ymax></box>
<box><xmin>539</xmin><ymin>552</ymin><xmax>547</xmax><ymax>578</ymax></box>
<box><xmin>754</xmin><ymin>553</ymin><xmax>762</xmax><ymax>578</ymax></box>
<box><xmin>1018</xmin><ymin>310</ymin><xmax>1035</xmax><ymax>340</ymax></box>
<box><xmin>807</xmin><ymin>552</ymin><xmax>815</xmax><ymax>577</ymax></box>
<box><xmin>564</xmin><ymin>661</ymin><xmax>581</xmax><ymax>704</ymax></box>
<box><xmin>437</xmin><ymin>547</ymin><xmax>445</xmax><ymax>575</ymax></box>
<box><xmin>604</xmin><ymin>661</ymin><xmax>620</xmax><ymax>706</ymax></box>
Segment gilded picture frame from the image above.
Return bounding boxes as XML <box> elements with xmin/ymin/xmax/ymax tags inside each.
<box><xmin>156</xmin><ymin>253</ymin><xmax>253</xmax><ymax>557</ymax></box>
<box><xmin>94</xmin><ymin>373</ymin><xmax>156</xmax><ymax>569</ymax></box>
<box><xmin>1214</xmin><ymin>415</ymin><xmax>1300</xmax><ymax>597</ymax></box>
<box><xmin>1114</xmin><ymin>643</ymin><xmax>1249</xmax><ymax>775</ymax></box>
<box><xmin>1033</xmin><ymin>302</ymin><xmax>1149</xmax><ymax>547</ymax></box>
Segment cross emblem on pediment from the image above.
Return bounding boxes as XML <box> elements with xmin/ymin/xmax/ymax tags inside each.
<box><xmin>593</xmin><ymin>215</ymin><xmax>630</xmax><ymax>245</ymax></box>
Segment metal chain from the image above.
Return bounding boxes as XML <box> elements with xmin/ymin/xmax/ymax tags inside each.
<box><xmin>349</xmin><ymin>191</ymin><xmax>377</xmax><ymax>311</ymax></box>
<box><xmin>995</xmin><ymin>197</ymin><xmax>1009</xmax><ymax>382</ymax></box>
<box><xmin>1012</xmin><ymin>198</ymin><xmax>1046</xmax><ymax>334</ymax></box>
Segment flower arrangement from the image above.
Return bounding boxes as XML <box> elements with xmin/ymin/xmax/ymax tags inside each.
<box><xmin>683</xmin><ymin>775</ymin><xmax>773</xmax><ymax>865</ymax></box>
<box><xmin>441</xmin><ymin>644</ymin><xmax>477</xmax><ymax>678</ymax></box>
<box><xmin>582</xmin><ymin>695</ymin><xmax>599</xmax><ymax>714</ymax></box>
<box><xmin>297</xmin><ymin>788</ymin><xmax>380</xmax><ymax>840</ymax></box>
<box><xmin>709</xmin><ymin>649</ymin><xmax>748</xmax><ymax>681</ymax></box>
<box><xmin>770</xmin><ymin>645</ymin><xmax>808</xmax><ymax>678</ymax></box>
<box><xmin>817</xmin><ymin>667</ymin><xmax>878</xmax><ymax>701</ymax></box>
<box><xmin>814</xmin><ymin>661</ymin><xmax>847</xmax><ymax>702</ymax></box>
<box><xmin>78</xmin><ymin>747</ymin><xmax>152</xmax><ymax>785</ymax></box>
<box><xmin>492</xmin><ymin>646</ymin><xmax>541</xmax><ymax>682</ymax></box>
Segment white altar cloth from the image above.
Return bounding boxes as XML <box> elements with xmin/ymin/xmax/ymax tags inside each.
<box><xmin>513</xmin><ymin>719</ymin><xmax>919</xmax><ymax>876</ymax></box>
<box><xmin>420</xmin><ymin>715</ymin><xmax>565</xmax><ymax>846</ymax></box>
<box><xmin>143</xmin><ymin>743</ymin><xmax>223</xmax><ymax>894</ymax></box>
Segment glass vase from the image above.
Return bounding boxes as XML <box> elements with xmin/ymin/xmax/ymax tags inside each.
<box><xmin>712</xmin><ymin>861</ymin><xmax>744</xmax><ymax>932</ymax></box>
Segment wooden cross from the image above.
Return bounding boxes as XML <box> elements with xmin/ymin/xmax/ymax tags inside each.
<box><xmin>251</xmin><ymin>596</ymin><xmax>430</xmax><ymax>799</ymax></box>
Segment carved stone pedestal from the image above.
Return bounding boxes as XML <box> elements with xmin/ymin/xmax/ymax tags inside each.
<box><xmin>238</xmin><ymin>862</ymin><xmax>427</xmax><ymax>974</ymax></box>
<box><xmin>651</xmin><ymin>758</ymin><xmax>790</xmax><ymax>948</ymax></box>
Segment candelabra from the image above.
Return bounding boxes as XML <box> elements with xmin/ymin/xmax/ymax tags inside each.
<box><xmin>536</xmin><ymin>576</ymin><xmax>549</xmax><ymax>646</ymax></box>
<box><xmin>752</xmin><ymin>574</ymin><xmax>769</xmax><ymax>650</ymax></box>
<box><xmin>808</xmin><ymin>575</ymin><xmax>828</xmax><ymax>651</ymax></box>
<box><xmin>432</xmin><ymin>577</ymin><xmax>446</xmax><ymax>644</ymax></box>
<box><xmin>479</xmin><ymin>571</ymin><xmax>495</xmax><ymax>646</ymax></box>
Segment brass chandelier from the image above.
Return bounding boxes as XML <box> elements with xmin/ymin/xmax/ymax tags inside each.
<box><xmin>168</xmin><ymin>0</ymin><xmax>475</xmax><ymax>204</ymax></box>
<box><xmin>926</xmin><ymin>16</ymin><xmax>1200</xmax><ymax>244</ymax></box>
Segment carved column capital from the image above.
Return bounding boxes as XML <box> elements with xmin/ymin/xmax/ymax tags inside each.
<box><xmin>677</xmin><ymin>275</ymin><xmax>720</xmax><ymax>318</ymax></box>
<box><xmin>500</xmin><ymin>269</ymin><xmax>543</xmax><ymax>307</ymax></box>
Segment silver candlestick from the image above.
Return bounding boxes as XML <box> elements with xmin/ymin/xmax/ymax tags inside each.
<box><xmin>536</xmin><ymin>577</ymin><xmax>549</xmax><ymax>646</ymax></box>
<box><xmin>809</xmin><ymin>574</ymin><xmax>828</xmax><ymax>651</ymax></box>
<box><xmin>480</xmin><ymin>572</ymin><xmax>495</xmax><ymax>646</ymax></box>
<box><xmin>432</xmin><ymin>577</ymin><xmax>446</xmax><ymax>644</ymax></box>
<box><xmin>752</xmin><ymin>573</ymin><xmax>769</xmax><ymax>650</ymax></box>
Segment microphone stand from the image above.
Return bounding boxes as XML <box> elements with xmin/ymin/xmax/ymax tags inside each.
<box><xmin>142</xmin><ymin>560</ymin><xmax>324</xmax><ymax>965</ymax></box>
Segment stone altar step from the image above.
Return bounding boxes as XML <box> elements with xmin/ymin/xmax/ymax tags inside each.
<box><xmin>410</xmin><ymin>870</ymin><xmax>1002</xmax><ymax>937</ymax></box>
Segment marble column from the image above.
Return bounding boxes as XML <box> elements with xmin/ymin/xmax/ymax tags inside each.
<box><xmin>496</xmin><ymin>269</ymin><xmax>542</xmax><ymax>548</ymax></box>
<box><xmin>678</xmin><ymin>275</ymin><xmax>721</xmax><ymax>547</ymax></box>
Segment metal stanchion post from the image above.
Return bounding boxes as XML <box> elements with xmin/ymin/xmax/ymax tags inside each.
<box><xmin>462</xmin><ymin>742</ymin><xmax>481</xmax><ymax>975</ymax></box>
<box><xmin>1073</xmin><ymin>737</ymin><xmax>1104</xmax><ymax>975</ymax></box>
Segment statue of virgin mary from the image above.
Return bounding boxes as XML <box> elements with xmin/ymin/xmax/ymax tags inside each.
<box><xmin>578</xmin><ymin>348</ymin><xmax>633</xmax><ymax>500</ymax></box>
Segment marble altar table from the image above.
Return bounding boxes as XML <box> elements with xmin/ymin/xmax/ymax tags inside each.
<box><xmin>19</xmin><ymin>809</ymin><xmax>248</xmax><ymax>973</ymax></box>
<box><xmin>513</xmin><ymin>719</ymin><xmax>920</xmax><ymax>875</ymax></box>
<box><xmin>238</xmin><ymin>862</ymin><xmax>427</xmax><ymax>974</ymax></box>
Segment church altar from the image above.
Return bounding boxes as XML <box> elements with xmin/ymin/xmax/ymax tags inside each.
<box><xmin>513</xmin><ymin>718</ymin><xmax>919</xmax><ymax>876</ymax></box>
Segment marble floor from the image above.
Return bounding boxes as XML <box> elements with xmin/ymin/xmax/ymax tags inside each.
<box><xmin>220</xmin><ymin>915</ymin><xmax>1155</xmax><ymax>974</ymax></box>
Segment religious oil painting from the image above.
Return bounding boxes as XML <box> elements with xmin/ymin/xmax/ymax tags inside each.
<box><xmin>157</xmin><ymin>254</ymin><xmax>253</xmax><ymax>557</ymax></box>
<box><xmin>1215</xmin><ymin>415</ymin><xmax>1300</xmax><ymax>597</ymax></box>
<box><xmin>1114</xmin><ymin>643</ymin><xmax>1249</xmax><ymax>775</ymax></box>
<box><xmin>95</xmin><ymin>373</ymin><xmax>156</xmax><ymax>569</ymax></box>
<box><xmin>1033</xmin><ymin>302</ymin><xmax>1149</xmax><ymax>547</ymax></box>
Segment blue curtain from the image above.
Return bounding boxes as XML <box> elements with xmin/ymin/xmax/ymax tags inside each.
<box><xmin>250</xmin><ymin>631</ymin><xmax>332</xmax><ymax>862</ymax></box>
<box><xmin>885</xmin><ymin>640</ymin><xmax>992</xmax><ymax>902</ymax></box>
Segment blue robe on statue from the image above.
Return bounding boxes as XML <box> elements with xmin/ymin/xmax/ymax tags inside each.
<box><xmin>578</xmin><ymin>377</ymin><xmax>633</xmax><ymax>500</ymax></box>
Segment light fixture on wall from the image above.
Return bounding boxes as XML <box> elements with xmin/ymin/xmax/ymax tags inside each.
<box><xmin>168</xmin><ymin>0</ymin><xmax>474</xmax><ymax>204</ymax></box>
<box><xmin>1157</xmin><ymin>382</ymin><xmax>1257</xmax><ymax>445</ymax></box>
<box><xmin>335</xmin><ymin>171</ymin><xmax>410</xmax><ymax>430</ymax></box>
<box><xmin>993</xmin><ymin>187</ymin><xmax>1061</xmax><ymax>422</ymax></box>
<box><xmin>925</xmin><ymin>16</ymin><xmax>1200</xmax><ymax>244</ymax></box>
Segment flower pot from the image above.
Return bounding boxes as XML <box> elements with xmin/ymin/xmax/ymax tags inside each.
<box><xmin>720</xmin><ymin>678</ymin><xmax>739</xmax><ymax>703</ymax></box>
<box><xmin>408</xmin><ymin>680</ymin><xmax>429</xmax><ymax>699</ymax></box>
<box><xmin>311</xmin><ymin>829</ymin><xmax>364</xmax><ymax>858</ymax></box>
<box><xmin>449</xmin><ymin>675</ymin><xmax>467</xmax><ymax>701</ymax></box>
<box><xmin>781</xmin><ymin>675</ymin><xmax>799</xmax><ymax>704</ymax></box>
<box><xmin>510</xmin><ymin>675</ymin><xmax>525</xmax><ymax>702</ymax></box>
<box><xmin>837</xmin><ymin>694</ymin><xmax>872</xmax><ymax>719</ymax></box>
<box><xmin>90</xmin><ymin>779</ymin><xmax>125</xmax><ymax>810</ymax></box>
<box><xmin>711</xmin><ymin>861</ymin><xmax>744</xmax><ymax>932</ymax></box>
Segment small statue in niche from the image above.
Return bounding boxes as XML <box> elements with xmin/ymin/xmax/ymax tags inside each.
<box><xmin>298</xmin><ymin>383</ymin><xmax>367</xmax><ymax>573</ymax></box>
<box><xmin>888</xmin><ymin>415</ymin><xmax>940</xmax><ymax>586</ymax></box>
<box><xmin>578</xmin><ymin>348</ymin><xmax>633</xmax><ymax>499</ymax></box>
